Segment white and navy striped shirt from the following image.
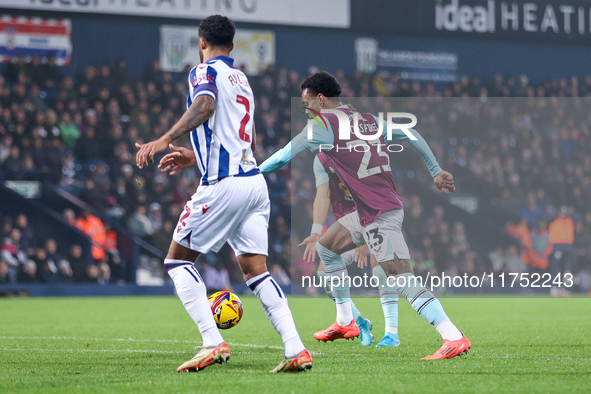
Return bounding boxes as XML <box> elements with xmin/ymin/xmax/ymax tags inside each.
<box><xmin>187</xmin><ymin>55</ymin><xmax>258</xmax><ymax>185</ymax></box>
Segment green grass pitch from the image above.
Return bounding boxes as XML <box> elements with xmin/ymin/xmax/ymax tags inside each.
<box><xmin>1</xmin><ymin>296</ymin><xmax>590</xmax><ymax>393</ymax></box>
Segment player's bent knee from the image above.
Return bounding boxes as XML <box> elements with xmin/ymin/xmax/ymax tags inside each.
<box><xmin>380</xmin><ymin>259</ymin><xmax>414</xmax><ymax>277</ymax></box>
<box><xmin>395</xmin><ymin>259</ymin><xmax>414</xmax><ymax>275</ymax></box>
<box><xmin>316</xmin><ymin>241</ymin><xmax>335</xmax><ymax>260</ymax></box>
<box><xmin>236</xmin><ymin>253</ymin><xmax>267</xmax><ymax>281</ymax></box>
<box><xmin>166</xmin><ymin>240</ymin><xmax>200</xmax><ymax>263</ymax></box>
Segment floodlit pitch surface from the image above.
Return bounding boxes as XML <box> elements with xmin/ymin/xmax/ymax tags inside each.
<box><xmin>1</xmin><ymin>296</ymin><xmax>590</xmax><ymax>393</ymax></box>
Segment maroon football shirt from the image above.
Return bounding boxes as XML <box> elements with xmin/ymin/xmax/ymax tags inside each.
<box><xmin>322</xmin><ymin>107</ymin><xmax>403</xmax><ymax>226</ymax></box>
<box><xmin>317</xmin><ymin>151</ymin><xmax>356</xmax><ymax>220</ymax></box>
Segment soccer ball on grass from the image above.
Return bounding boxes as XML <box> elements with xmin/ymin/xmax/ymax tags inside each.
<box><xmin>208</xmin><ymin>291</ymin><xmax>243</xmax><ymax>329</ymax></box>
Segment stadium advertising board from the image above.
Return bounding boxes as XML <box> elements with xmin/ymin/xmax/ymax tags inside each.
<box><xmin>355</xmin><ymin>37</ymin><xmax>458</xmax><ymax>82</ymax></box>
<box><xmin>351</xmin><ymin>0</ymin><xmax>591</xmax><ymax>42</ymax></box>
<box><xmin>2</xmin><ymin>0</ymin><xmax>350</xmax><ymax>28</ymax></box>
<box><xmin>0</xmin><ymin>15</ymin><xmax>72</xmax><ymax>65</ymax></box>
<box><xmin>160</xmin><ymin>26</ymin><xmax>274</xmax><ymax>74</ymax></box>
<box><xmin>4</xmin><ymin>181</ymin><xmax>41</xmax><ymax>199</ymax></box>
<box><xmin>435</xmin><ymin>0</ymin><xmax>591</xmax><ymax>37</ymax></box>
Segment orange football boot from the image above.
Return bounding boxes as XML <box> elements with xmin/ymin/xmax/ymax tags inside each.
<box><xmin>270</xmin><ymin>349</ymin><xmax>313</xmax><ymax>373</ymax></box>
<box><xmin>313</xmin><ymin>320</ymin><xmax>360</xmax><ymax>342</ymax></box>
<box><xmin>177</xmin><ymin>342</ymin><xmax>231</xmax><ymax>372</ymax></box>
<box><xmin>421</xmin><ymin>334</ymin><xmax>471</xmax><ymax>360</ymax></box>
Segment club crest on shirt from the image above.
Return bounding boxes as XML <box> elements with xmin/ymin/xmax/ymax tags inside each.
<box><xmin>241</xmin><ymin>149</ymin><xmax>255</xmax><ymax>166</ymax></box>
<box><xmin>338</xmin><ymin>182</ymin><xmax>353</xmax><ymax>200</ymax></box>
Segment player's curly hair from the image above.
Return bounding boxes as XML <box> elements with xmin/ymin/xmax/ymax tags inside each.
<box><xmin>301</xmin><ymin>71</ymin><xmax>342</xmax><ymax>97</ymax></box>
<box><xmin>198</xmin><ymin>15</ymin><xmax>235</xmax><ymax>48</ymax></box>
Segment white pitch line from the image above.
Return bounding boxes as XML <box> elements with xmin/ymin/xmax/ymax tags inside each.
<box><xmin>2</xmin><ymin>348</ymin><xmax>186</xmax><ymax>354</ymax></box>
<box><xmin>1</xmin><ymin>348</ymin><xmax>270</xmax><ymax>355</ymax></box>
<box><xmin>3</xmin><ymin>337</ymin><xmax>585</xmax><ymax>361</ymax></box>
<box><xmin>227</xmin><ymin>342</ymin><xmax>283</xmax><ymax>350</ymax></box>
<box><xmin>475</xmin><ymin>355</ymin><xmax>591</xmax><ymax>361</ymax></box>
<box><xmin>0</xmin><ymin>335</ymin><xmax>284</xmax><ymax>351</ymax></box>
<box><xmin>313</xmin><ymin>352</ymin><xmax>591</xmax><ymax>361</ymax></box>
<box><xmin>2</xmin><ymin>348</ymin><xmax>587</xmax><ymax>361</ymax></box>
<box><xmin>1</xmin><ymin>335</ymin><xmax>202</xmax><ymax>344</ymax></box>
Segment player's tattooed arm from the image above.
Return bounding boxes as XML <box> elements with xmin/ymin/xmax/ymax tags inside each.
<box><xmin>135</xmin><ymin>96</ymin><xmax>215</xmax><ymax>168</ymax></box>
<box><xmin>164</xmin><ymin>95</ymin><xmax>215</xmax><ymax>143</ymax></box>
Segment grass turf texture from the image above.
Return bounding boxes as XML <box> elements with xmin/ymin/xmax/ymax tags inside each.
<box><xmin>1</xmin><ymin>296</ymin><xmax>590</xmax><ymax>393</ymax></box>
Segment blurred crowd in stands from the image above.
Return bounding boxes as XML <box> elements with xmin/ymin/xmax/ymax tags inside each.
<box><xmin>0</xmin><ymin>54</ymin><xmax>590</xmax><ymax>294</ymax></box>
<box><xmin>0</xmin><ymin>211</ymin><xmax>112</xmax><ymax>284</ymax></box>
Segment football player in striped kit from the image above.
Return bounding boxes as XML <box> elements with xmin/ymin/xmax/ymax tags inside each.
<box><xmin>136</xmin><ymin>15</ymin><xmax>311</xmax><ymax>373</ymax></box>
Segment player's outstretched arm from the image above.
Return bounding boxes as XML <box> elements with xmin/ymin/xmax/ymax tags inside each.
<box><xmin>135</xmin><ymin>95</ymin><xmax>215</xmax><ymax>168</ymax></box>
<box><xmin>298</xmin><ymin>182</ymin><xmax>330</xmax><ymax>263</ymax></box>
<box><xmin>376</xmin><ymin>115</ymin><xmax>440</xmax><ymax>175</ymax></box>
<box><xmin>260</xmin><ymin>120</ymin><xmax>334</xmax><ymax>174</ymax></box>
<box><xmin>158</xmin><ymin>144</ymin><xmax>197</xmax><ymax>176</ymax></box>
<box><xmin>259</xmin><ymin>142</ymin><xmax>292</xmax><ymax>175</ymax></box>
<box><xmin>386</xmin><ymin>125</ymin><xmax>442</xmax><ymax>178</ymax></box>
<box><xmin>380</xmin><ymin>118</ymin><xmax>454</xmax><ymax>193</ymax></box>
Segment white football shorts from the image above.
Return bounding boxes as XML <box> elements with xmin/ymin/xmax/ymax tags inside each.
<box><xmin>173</xmin><ymin>173</ymin><xmax>270</xmax><ymax>256</ymax></box>
<box><xmin>341</xmin><ymin>249</ymin><xmax>356</xmax><ymax>267</ymax></box>
<box><xmin>337</xmin><ymin>211</ymin><xmax>365</xmax><ymax>246</ymax></box>
<box><xmin>361</xmin><ymin>209</ymin><xmax>410</xmax><ymax>263</ymax></box>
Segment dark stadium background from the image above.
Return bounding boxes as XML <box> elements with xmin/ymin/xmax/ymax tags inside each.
<box><xmin>1</xmin><ymin>0</ymin><xmax>590</xmax><ymax>297</ymax></box>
